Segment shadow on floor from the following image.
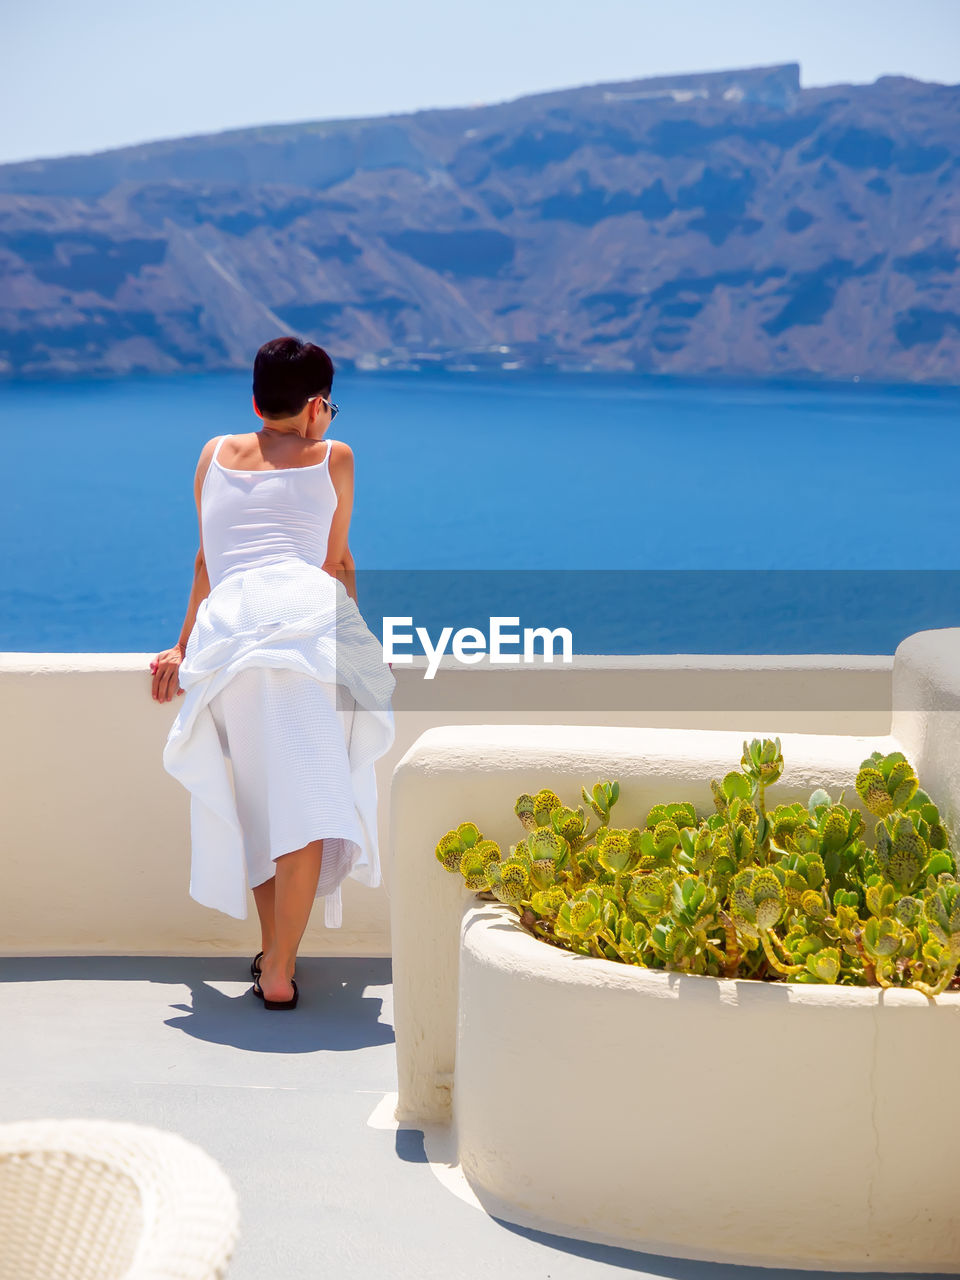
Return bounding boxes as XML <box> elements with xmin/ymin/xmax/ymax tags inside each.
<box><xmin>1</xmin><ymin>955</ymin><xmax>396</xmax><ymax>1054</ymax></box>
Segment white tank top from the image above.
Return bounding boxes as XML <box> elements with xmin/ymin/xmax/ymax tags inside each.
<box><xmin>201</xmin><ymin>433</ymin><xmax>339</xmax><ymax>591</ymax></box>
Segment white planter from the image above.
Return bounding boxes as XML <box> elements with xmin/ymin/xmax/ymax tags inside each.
<box><xmin>453</xmin><ymin>900</ymin><xmax>960</xmax><ymax>1272</ymax></box>
<box><xmin>389</xmin><ymin>628</ymin><xmax>960</xmax><ymax>1268</ymax></box>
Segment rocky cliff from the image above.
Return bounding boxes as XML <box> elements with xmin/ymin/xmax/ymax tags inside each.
<box><xmin>1</xmin><ymin>62</ymin><xmax>958</xmax><ymax>382</ymax></box>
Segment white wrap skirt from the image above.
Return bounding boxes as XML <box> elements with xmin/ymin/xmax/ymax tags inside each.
<box><xmin>162</xmin><ymin>558</ymin><xmax>396</xmax><ymax>928</ymax></box>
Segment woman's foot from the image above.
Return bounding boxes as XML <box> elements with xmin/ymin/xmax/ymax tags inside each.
<box><xmin>257</xmin><ymin>949</ymin><xmax>296</xmax><ymax>1003</ymax></box>
<box><xmin>252</xmin><ymin>949</ymin><xmax>295</xmax><ymax>980</ymax></box>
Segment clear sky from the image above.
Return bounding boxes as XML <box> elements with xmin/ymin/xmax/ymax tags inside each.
<box><xmin>2</xmin><ymin>0</ymin><xmax>958</xmax><ymax>166</ymax></box>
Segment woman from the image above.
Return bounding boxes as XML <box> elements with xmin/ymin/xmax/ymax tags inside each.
<box><xmin>153</xmin><ymin>337</ymin><xmax>396</xmax><ymax>1011</ymax></box>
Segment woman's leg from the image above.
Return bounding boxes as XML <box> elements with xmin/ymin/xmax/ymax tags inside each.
<box><xmin>251</xmin><ymin>875</ymin><xmax>277</xmax><ymax>957</ymax></box>
<box><xmin>258</xmin><ymin>838</ymin><xmax>324</xmax><ymax>1001</ymax></box>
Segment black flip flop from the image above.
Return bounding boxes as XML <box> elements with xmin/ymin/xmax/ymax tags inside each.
<box><xmin>251</xmin><ymin>952</ymin><xmax>295</xmax><ymax>981</ymax></box>
<box><xmin>252</xmin><ymin>977</ymin><xmax>299</xmax><ymax>1010</ymax></box>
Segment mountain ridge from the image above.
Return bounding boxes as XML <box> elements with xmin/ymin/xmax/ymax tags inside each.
<box><xmin>1</xmin><ymin>61</ymin><xmax>958</xmax><ymax>383</ymax></box>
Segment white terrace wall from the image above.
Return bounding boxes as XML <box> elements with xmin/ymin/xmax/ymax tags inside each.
<box><xmin>1</xmin><ymin>649</ymin><xmax>893</xmax><ymax>957</ymax></box>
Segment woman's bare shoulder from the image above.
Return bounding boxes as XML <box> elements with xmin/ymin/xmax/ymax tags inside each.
<box><xmin>193</xmin><ymin>435</ymin><xmax>228</xmax><ymax>493</ymax></box>
<box><xmin>327</xmin><ymin>438</ymin><xmax>354</xmax><ymax>468</ymax></box>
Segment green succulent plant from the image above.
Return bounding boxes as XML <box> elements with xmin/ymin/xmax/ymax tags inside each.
<box><xmin>432</xmin><ymin>741</ymin><xmax>960</xmax><ymax>997</ymax></box>
<box><xmin>855</xmin><ymin>751</ymin><xmax>919</xmax><ymax>817</ymax></box>
<box><xmin>581</xmin><ymin>780</ymin><xmax>619</xmax><ymax>825</ymax></box>
<box><xmin>742</xmin><ymin>736</ymin><xmax>784</xmax><ymax>787</ymax></box>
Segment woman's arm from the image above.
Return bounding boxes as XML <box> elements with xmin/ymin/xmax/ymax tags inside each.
<box><xmin>152</xmin><ymin>550</ymin><xmax>210</xmax><ymax>701</ymax></box>
<box><xmin>176</xmin><ymin>550</ymin><xmax>211</xmax><ymax>650</ymax></box>
<box><xmin>151</xmin><ymin>438</ymin><xmax>219</xmax><ymax>702</ymax></box>
<box><xmin>322</xmin><ymin>440</ymin><xmax>359</xmax><ymax>606</ymax></box>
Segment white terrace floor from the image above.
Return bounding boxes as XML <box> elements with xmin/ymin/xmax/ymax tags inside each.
<box><xmin>2</xmin><ymin>954</ymin><xmax>955</xmax><ymax>1280</ymax></box>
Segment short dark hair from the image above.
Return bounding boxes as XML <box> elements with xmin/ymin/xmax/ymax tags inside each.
<box><xmin>252</xmin><ymin>336</ymin><xmax>334</xmax><ymax>418</ymax></box>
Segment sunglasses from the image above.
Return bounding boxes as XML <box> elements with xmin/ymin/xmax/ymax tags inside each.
<box><xmin>308</xmin><ymin>394</ymin><xmax>339</xmax><ymax>421</ymax></box>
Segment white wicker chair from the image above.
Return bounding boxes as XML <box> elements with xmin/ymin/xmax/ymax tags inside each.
<box><xmin>0</xmin><ymin>1118</ymin><xmax>240</xmax><ymax>1279</ymax></box>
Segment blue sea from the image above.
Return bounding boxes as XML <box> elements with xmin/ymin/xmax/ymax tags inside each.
<box><xmin>2</xmin><ymin>368</ymin><xmax>959</xmax><ymax>654</ymax></box>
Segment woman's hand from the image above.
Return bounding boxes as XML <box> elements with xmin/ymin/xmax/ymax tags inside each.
<box><xmin>150</xmin><ymin>645</ymin><xmax>186</xmax><ymax>702</ymax></box>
